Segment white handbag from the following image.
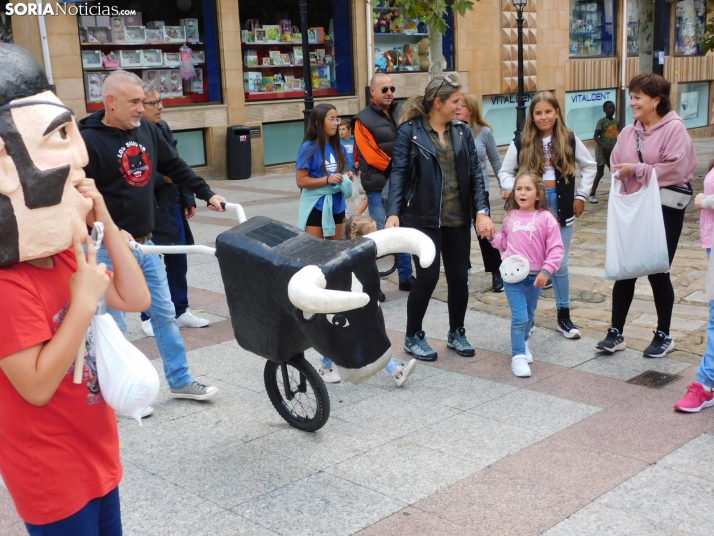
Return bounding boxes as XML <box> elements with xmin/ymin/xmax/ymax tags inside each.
<box><xmin>605</xmin><ymin>169</ymin><xmax>670</xmax><ymax>280</ymax></box>
<box><xmin>499</xmin><ymin>211</ymin><xmax>536</xmax><ymax>284</ymax></box>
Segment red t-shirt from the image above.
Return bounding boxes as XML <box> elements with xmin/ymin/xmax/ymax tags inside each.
<box><xmin>0</xmin><ymin>249</ymin><xmax>122</xmax><ymax>524</ymax></box>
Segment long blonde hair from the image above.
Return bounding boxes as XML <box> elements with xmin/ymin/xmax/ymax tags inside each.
<box><xmin>461</xmin><ymin>93</ymin><xmax>491</xmax><ymax>129</ymax></box>
<box><xmin>519</xmin><ymin>91</ymin><xmax>575</xmax><ymax>180</ymax></box>
<box><xmin>399</xmin><ymin>74</ymin><xmax>462</xmax><ymax>125</ymax></box>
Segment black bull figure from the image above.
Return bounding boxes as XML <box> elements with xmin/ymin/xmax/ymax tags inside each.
<box><xmin>215</xmin><ymin>216</ymin><xmax>435</xmax><ymax>384</ymax></box>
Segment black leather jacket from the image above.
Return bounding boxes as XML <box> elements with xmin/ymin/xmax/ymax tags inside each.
<box><xmin>387</xmin><ymin>118</ymin><xmax>488</xmax><ymax>228</ymax></box>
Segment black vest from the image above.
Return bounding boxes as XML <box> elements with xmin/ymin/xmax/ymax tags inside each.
<box><xmin>514</xmin><ymin>133</ymin><xmax>577</xmax><ymax>226</ymax></box>
<box><xmin>352</xmin><ymin>100</ymin><xmax>400</xmax><ymax>192</ymax></box>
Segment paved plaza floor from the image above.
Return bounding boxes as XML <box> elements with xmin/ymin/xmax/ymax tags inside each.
<box><xmin>1</xmin><ymin>141</ymin><xmax>714</xmax><ymax>535</ymax></box>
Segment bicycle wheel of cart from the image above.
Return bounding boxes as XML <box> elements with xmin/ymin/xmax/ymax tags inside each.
<box><xmin>264</xmin><ymin>355</ymin><xmax>330</xmax><ymax>432</ymax></box>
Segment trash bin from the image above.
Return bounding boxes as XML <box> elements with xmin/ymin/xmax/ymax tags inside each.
<box><xmin>226</xmin><ymin>125</ymin><xmax>251</xmax><ymax>180</ymax></box>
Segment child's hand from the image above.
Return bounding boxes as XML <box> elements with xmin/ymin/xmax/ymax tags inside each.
<box><xmin>70</xmin><ymin>238</ymin><xmax>111</xmax><ymax>312</ymax></box>
<box><xmin>534</xmin><ymin>273</ymin><xmax>549</xmax><ymax>288</ymax></box>
<box><xmin>695</xmin><ymin>192</ymin><xmax>705</xmax><ymax>210</ymax></box>
<box><xmin>74</xmin><ymin>178</ymin><xmax>108</xmax><ymax>226</ymax></box>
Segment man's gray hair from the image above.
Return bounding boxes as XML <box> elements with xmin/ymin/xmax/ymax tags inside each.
<box><xmin>101</xmin><ymin>69</ymin><xmax>144</xmax><ymax>101</ymax></box>
<box><xmin>142</xmin><ymin>81</ymin><xmax>159</xmax><ymax>96</ymax></box>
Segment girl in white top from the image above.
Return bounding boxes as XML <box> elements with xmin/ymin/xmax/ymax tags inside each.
<box><xmin>498</xmin><ymin>91</ymin><xmax>596</xmax><ymax>340</ymax></box>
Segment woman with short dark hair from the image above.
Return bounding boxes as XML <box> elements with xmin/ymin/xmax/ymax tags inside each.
<box><xmin>596</xmin><ymin>73</ymin><xmax>697</xmax><ymax>357</ymax></box>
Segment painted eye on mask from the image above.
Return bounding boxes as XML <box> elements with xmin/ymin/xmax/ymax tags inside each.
<box><xmin>49</xmin><ymin>126</ymin><xmax>68</xmax><ymax>141</ymax></box>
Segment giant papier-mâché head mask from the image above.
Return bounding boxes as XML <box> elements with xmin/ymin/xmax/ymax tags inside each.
<box><xmin>0</xmin><ymin>43</ymin><xmax>92</xmax><ymax>267</ymax></box>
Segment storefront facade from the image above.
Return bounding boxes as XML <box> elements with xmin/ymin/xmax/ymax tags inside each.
<box><xmin>10</xmin><ymin>0</ymin><xmax>714</xmax><ymax>177</ymax></box>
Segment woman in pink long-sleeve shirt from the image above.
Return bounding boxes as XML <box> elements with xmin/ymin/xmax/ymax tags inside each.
<box><xmin>596</xmin><ymin>73</ymin><xmax>696</xmax><ymax>359</ymax></box>
<box><xmin>487</xmin><ymin>171</ymin><xmax>564</xmax><ymax>377</ymax></box>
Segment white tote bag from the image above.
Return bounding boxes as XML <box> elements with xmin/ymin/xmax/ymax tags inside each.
<box><xmin>93</xmin><ymin>314</ymin><xmax>160</xmax><ymax>423</ymax></box>
<box><xmin>605</xmin><ymin>169</ymin><xmax>670</xmax><ymax>280</ymax></box>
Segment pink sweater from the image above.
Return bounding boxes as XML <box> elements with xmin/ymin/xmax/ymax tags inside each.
<box><xmin>610</xmin><ymin>111</ymin><xmax>697</xmax><ymax>194</ymax></box>
<box><xmin>491</xmin><ymin>209</ymin><xmax>564</xmax><ymax>276</ymax></box>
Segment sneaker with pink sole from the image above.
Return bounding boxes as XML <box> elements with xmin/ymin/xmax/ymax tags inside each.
<box><xmin>674</xmin><ymin>382</ymin><xmax>714</xmax><ymax>413</ymax></box>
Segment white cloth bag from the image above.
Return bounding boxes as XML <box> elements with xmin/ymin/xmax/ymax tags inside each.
<box><xmin>605</xmin><ymin>169</ymin><xmax>670</xmax><ymax>280</ymax></box>
<box><xmin>93</xmin><ymin>314</ymin><xmax>159</xmax><ymax>423</ymax></box>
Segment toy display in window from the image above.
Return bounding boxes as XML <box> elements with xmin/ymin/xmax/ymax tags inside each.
<box><xmin>179</xmin><ymin>44</ymin><xmax>196</xmax><ymax>79</ymax></box>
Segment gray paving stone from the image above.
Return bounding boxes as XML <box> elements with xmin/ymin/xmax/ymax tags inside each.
<box><xmin>467</xmin><ymin>389</ymin><xmax>601</xmax><ymax>436</ymax></box>
<box><xmin>331</xmin><ymin>387</ymin><xmax>461</xmax><ymax>441</ymax></box>
<box><xmin>169</xmin><ymin>510</ymin><xmax>278</xmax><ymax>536</ymax></box>
<box><xmin>325</xmin><ymin>438</ymin><xmax>482</xmax><ymax>504</ymax></box>
<box><xmin>249</xmin><ymin>416</ymin><xmax>391</xmax><ymax>470</ymax></box>
<box><xmin>233</xmin><ymin>472</ymin><xmax>406</xmax><ymax>536</ymax></box>
<box><xmin>574</xmin><ymin>351</ymin><xmax>690</xmax><ymax>381</ymax></box>
<box><xmin>119</xmin><ymin>462</ymin><xmax>224</xmax><ymax>535</ymax></box>
<box><xmin>657</xmin><ymin>433</ymin><xmax>714</xmax><ymax>484</ymax></box>
<box><xmin>394</xmin><ymin>370</ymin><xmax>517</xmax><ymax>410</ymax></box>
<box><xmin>185</xmin><ymin>268</ymin><xmax>226</xmax><ymax>293</ymax></box>
<box><xmin>527</xmin><ymin>333</ymin><xmax>600</xmax><ymax>368</ymax></box>
<box><xmin>543</xmin><ymin>502</ymin><xmax>694</xmax><ymax>536</ymax></box>
<box><xmin>147</xmin><ymin>441</ymin><xmax>315</xmax><ymax>509</ymax></box>
<box><xmin>189</xmin><ymin>222</ymin><xmax>233</xmax><ymax>245</ymax></box>
<box><xmin>407</xmin><ymin>411</ymin><xmax>548</xmax><ymax>466</ymax></box>
<box><xmin>596</xmin><ymin>465</ymin><xmax>714</xmax><ymax>535</ymax></box>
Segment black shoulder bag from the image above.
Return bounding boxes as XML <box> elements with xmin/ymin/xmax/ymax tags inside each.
<box><xmin>637</xmin><ymin>143</ymin><xmax>692</xmax><ymax>210</ymax></box>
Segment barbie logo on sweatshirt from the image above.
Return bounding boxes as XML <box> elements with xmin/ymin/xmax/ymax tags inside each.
<box><xmin>512</xmin><ymin>220</ymin><xmax>537</xmax><ymax>233</ymax></box>
<box><xmin>117</xmin><ymin>141</ymin><xmax>152</xmax><ymax>187</ymax></box>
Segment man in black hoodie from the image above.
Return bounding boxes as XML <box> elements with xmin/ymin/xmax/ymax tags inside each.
<box><xmin>79</xmin><ymin>70</ymin><xmax>226</xmax><ymax>403</ymax></box>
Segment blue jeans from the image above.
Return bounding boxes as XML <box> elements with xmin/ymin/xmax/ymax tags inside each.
<box><xmin>142</xmin><ymin>204</ymin><xmax>189</xmax><ymax>321</ymax></box>
<box><xmin>321</xmin><ymin>356</ymin><xmax>397</xmax><ymax>374</ymax></box>
<box><xmin>504</xmin><ymin>274</ymin><xmax>541</xmax><ymax>356</ymax></box>
<box><xmin>97</xmin><ymin>241</ymin><xmax>194</xmax><ymax>390</ymax></box>
<box><xmin>546</xmin><ymin>188</ymin><xmax>572</xmax><ymax>309</ymax></box>
<box><xmin>697</xmin><ymin>248</ymin><xmax>714</xmax><ymax>387</ymax></box>
<box><xmin>25</xmin><ymin>486</ymin><xmax>121</xmax><ymax>535</ymax></box>
<box><xmin>367</xmin><ymin>190</ymin><xmax>413</xmax><ymax>281</ymax></box>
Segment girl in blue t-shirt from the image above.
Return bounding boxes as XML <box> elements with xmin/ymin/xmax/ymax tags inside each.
<box><xmin>296</xmin><ymin>103</ymin><xmax>354</xmax><ymax>239</ymax></box>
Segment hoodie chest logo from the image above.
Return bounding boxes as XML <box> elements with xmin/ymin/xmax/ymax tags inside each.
<box><xmin>117</xmin><ymin>142</ymin><xmax>152</xmax><ymax>187</ymax></box>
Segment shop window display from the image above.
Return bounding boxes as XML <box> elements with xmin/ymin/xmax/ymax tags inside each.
<box><xmin>371</xmin><ymin>0</ymin><xmax>454</xmax><ymax>73</ymax></box>
<box><xmin>569</xmin><ymin>0</ymin><xmax>616</xmax><ymax>57</ymax></box>
<box><xmin>78</xmin><ymin>0</ymin><xmax>222</xmax><ymax>110</ymax></box>
<box><xmin>239</xmin><ymin>0</ymin><xmax>354</xmax><ymax>101</ymax></box>
<box><xmin>675</xmin><ymin>0</ymin><xmax>705</xmax><ymax>56</ymax></box>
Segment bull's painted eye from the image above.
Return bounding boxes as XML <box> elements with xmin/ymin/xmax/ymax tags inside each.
<box><xmin>325</xmin><ymin>314</ymin><xmax>349</xmax><ymax>327</ymax></box>
<box><xmin>49</xmin><ymin>126</ymin><xmax>69</xmax><ymax>141</ymax></box>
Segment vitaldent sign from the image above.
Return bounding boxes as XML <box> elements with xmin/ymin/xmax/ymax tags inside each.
<box><xmin>5</xmin><ymin>3</ymin><xmax>135</xmax><ymax>16</ymax></box>
<box><xmin>482</xmin><ymin>92</ymin><xmax>536</xmax><ymax>146</ymax></box>
<box><xmin>564</xmin><ymin>89</ymin><xmax>617</xmax><ymax>141</ymax></box>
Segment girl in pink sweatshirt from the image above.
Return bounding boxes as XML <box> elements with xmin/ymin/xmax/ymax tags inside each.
<box><xmin>488</xmin><ymin>171</ymin><xmax>564</xmax><ymax>377</ymax></box>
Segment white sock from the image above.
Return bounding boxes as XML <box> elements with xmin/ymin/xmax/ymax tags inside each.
<box><xmin>702</xmin><ymin>384</ymin><xmax>712</xmax><ymax>392</ymax></box>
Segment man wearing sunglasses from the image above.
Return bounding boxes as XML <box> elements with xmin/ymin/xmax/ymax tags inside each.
<box><xmin>352</xmin><ymin>73</ymin><xmax>416</xmax><ymax>292</ymax></box>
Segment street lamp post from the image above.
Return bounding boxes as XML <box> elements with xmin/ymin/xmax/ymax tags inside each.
<box><xmin>513</xmin><ymin>0</ymin><xmax>527</xmax><ymax>138</ymax></box>
<box><xmin>299</xmin><ymin>0</ymin><xmax>314</xmax><ymax>132</ymax></box>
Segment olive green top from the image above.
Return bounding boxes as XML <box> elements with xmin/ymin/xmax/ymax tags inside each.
<box><xmin>424</xmin><ymin>120</ymin><xmax>465</xmax><ymax>227</ymax></box>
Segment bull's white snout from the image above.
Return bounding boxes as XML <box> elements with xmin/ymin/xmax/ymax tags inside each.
<box><xmin>367</xmin><ymin>228</ymin><xmax>435</xmax><ymax>268</ymax></box>
<box><xmin>288</xmin><ymin>265</ymin><xmax>370</xmax><ymax>314</ymax></box>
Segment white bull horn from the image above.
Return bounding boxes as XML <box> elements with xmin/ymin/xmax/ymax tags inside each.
<box><xmin>288</xmin><ymin>265</ymin><xmax>370</xmax><ymax>314</ymax></box>
<box><xmin>367</xmin><ymin>228</ymin><xmax>436</xmax><ymax>268</ymax></box>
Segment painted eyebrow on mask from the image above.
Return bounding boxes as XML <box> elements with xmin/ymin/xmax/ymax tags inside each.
<box><xmin>43</xmin><ymin>111</ymin><xmax>73</xmax><ymax>137</ymax></box>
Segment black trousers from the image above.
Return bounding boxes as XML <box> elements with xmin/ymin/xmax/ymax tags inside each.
<box><xmin>476</xmin><ymin>193</ymin><xmax>501</xmax><ymax>273</ymax></box>
<box><xmin>611</xmin><ymin>204</ymin><xmax>685</xmax><ymax>335</ymax></box>
<box><xmin>405</xmin><ymin>225</ymin><xmax>471</xmax><ymax>336</ymax></box>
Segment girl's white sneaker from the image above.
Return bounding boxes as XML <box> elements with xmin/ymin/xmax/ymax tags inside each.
<box><xmin>511</xmin><ymin>355</ymin><xmax>531</xmax><ymax>377</ymax></box>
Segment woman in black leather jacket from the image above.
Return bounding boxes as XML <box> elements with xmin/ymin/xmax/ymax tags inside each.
<box><xmin>386</xmin><ymin>74</ymin><xmax>495</xmax><ymax>361</ymax></box>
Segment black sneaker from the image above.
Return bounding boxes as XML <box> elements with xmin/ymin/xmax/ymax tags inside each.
<box><xmin>447</xmin><ymin>327</ymin><xmax>476</xmax><ymax>357</ymax></box>
<box><xmin>557</xmin><ymin>308</ymin><xmax>581</xmax><ymax>339</ymax></box>
<box><xmin>378</xmin><ymin>289</ymin><xmax>386</xmax><ymax>302</ymax></box>
<box><xmin>596</xmin><ymin>327</ymin><xmax>626</xmax><ymax>353</ymax></box>
<box><xmin>404</xmin><ymin>330</ymin><xmax>437</xmax><ymax>361</ymax></box>
<box><xmin>543</xmin><ymin>280</ymin><xmax>553</xmax><ymax>290</ymax></box>
<box><xmin>643</xmin><ymin>330</ymin><xmax>674</xmax><ymax>358</ymax></box>
<box><xmin>492</xmin><ymin>272</ymin><xmax>504</xmax><ymax>293</ymax></box>
<box><xmin>399</xmin><ymin>276</ymin><xmax>417</xmax><ymax>291</ymax></box>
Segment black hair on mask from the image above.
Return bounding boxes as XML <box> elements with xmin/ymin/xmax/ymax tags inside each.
<box><xmin>0</xmin><ymin>44</ymin><xmax>52</xmax><ymax>107</ymax></box>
